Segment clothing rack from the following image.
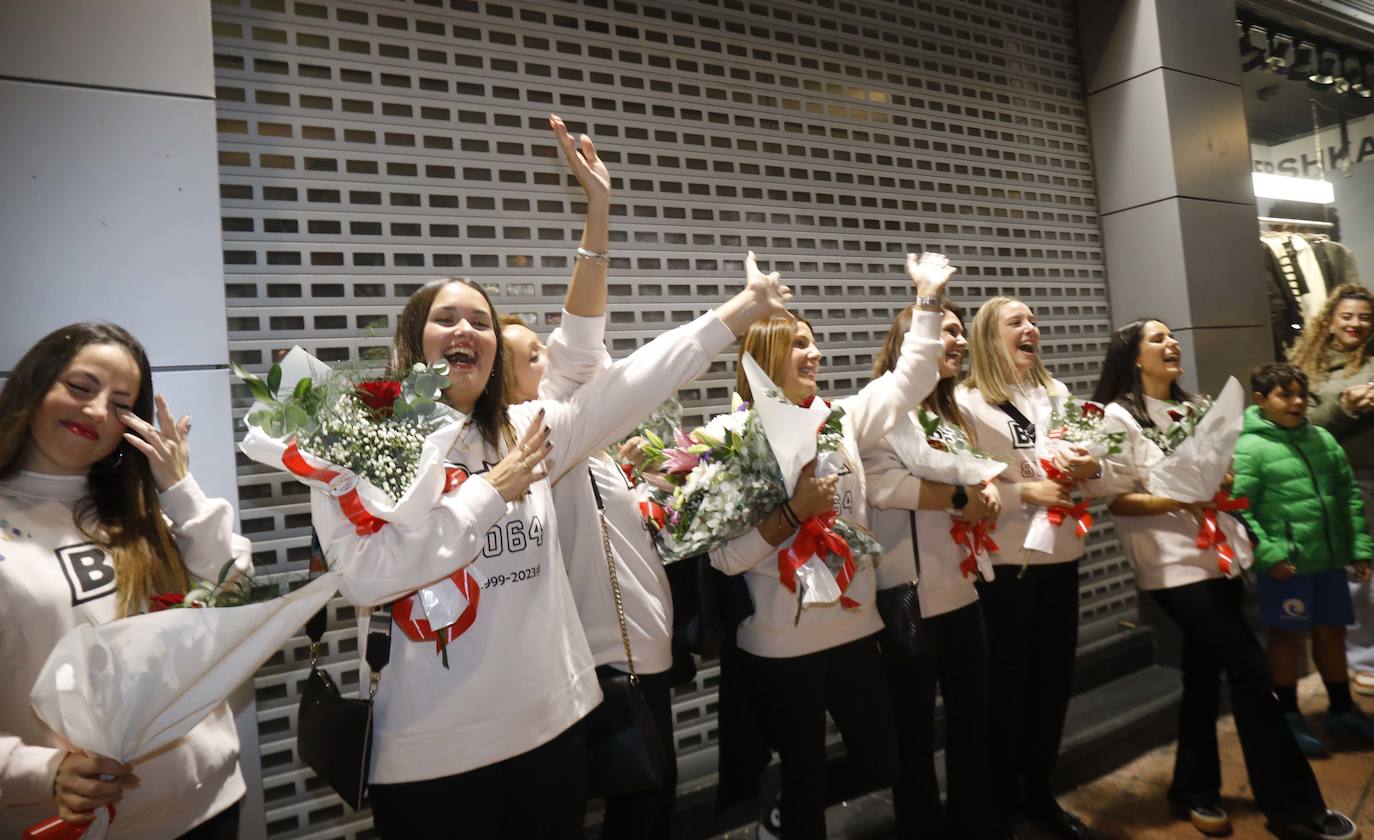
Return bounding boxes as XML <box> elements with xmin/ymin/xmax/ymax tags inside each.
<box><xmin>1259</xmin><ymin>215</ymin><xmax>1335</xmax><ymax>230</ymax></box>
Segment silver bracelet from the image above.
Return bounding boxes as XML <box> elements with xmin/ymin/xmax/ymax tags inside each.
<box><xmin>575</xmin><ymin>247</ymin><xmax>610</xmax><ymax>264</ymax></box>
<box><xmin>913</xmin><ymin>294</ymin><xmax>942</xmax><ymax>308</ymax></box>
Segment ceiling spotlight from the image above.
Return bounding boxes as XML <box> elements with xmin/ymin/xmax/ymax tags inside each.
<box><xmin>1309</xmin><ymin>50</ymin><xmax>1336</xmax><ymax>87</ymax></box>
<box><xmin>1264</xmin><ymin>34</ymin><xmax>1291</xmax><ymax>72</ymax></box>
<box><xmin>1240</xmin><ymin>24</ymin><xmax>1267</xmax><ymax>71</ymax></box>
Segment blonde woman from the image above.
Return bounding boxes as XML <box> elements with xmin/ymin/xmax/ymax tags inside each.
<box><xmin>710</xmin><ymin>254</ymin><xmax>952</xmax><ymax>840</ymax></box>
<box><xmin>1289</xmin><ymin>284</ymin><xmax>1374</xmax><ymax>696</ymax></box>
<box><xmin>955</xmin><ymin>297</ymin><xmax>1105</xmax><ymax>840</ymax></box>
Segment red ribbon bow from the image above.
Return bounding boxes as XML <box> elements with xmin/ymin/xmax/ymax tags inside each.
<box><xmin>24</xmin><ymin>807</ymin><xmax>116</xmax><ymax>839</ymax></box>
<box><xmin>1196</xmin><ymin>491</ymin><xmax>1250</xmax><ymax>574</ymax></box>
<box><xmin>392</xmin><ymin>568</ymin><xmax>482</xmax><ymax>653</ymax></box>
<box><xmin>282</xmin><ymin>440</ymin><xmax>386</xmax><ymax>536</ymax></box>
<box><xmin>444</xmin><ymin>466</ymin><xmax>469</xmax><ymax>493</ymax></box>
<box><xmin>1039</xmin><ymin>458</ymin><xmax>1093</xmax><ymax>538</ymax></box>
<box><xmin>778</xmin><ymin>511</ymin><xmax>859</xmax><ymax>609</ymax></box>
<box><xmin>639</xmin><ymin>499</ymin><xmax>667</xmax><ymax>532</ymax></box>
<box><xmin>949</xmin><ymin>518</ymin><xmax>1001</xmax><ymax>577</ymax></box>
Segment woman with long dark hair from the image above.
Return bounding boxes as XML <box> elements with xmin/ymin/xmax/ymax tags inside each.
<box><xmin>710</xmin><ymin>253</ymin><xmax>953</xmax><ymax>840</ymax></box>
<box><xmin>864</xmin><ymin>301</ymin><xmax>1008</xmax><ymax>839</ymax></box>
<box><xmin>1093</xmin><ymin>318</ymin><xmax>1355</xmax><ymax>840</ymax></box>
<box><xmin>955</xmin><ymin>296</ymin><xmax>1102</xmax><ymax>839</ymax></box>
<box><xmin>311</xmin><ymin>117</ymin><xmax>792</xmax><ymax>839</ymax></box>
<box><xmin>0</xmin><ymin>323</ymin><xmax>251</xmax><ymax>839</ymax></box>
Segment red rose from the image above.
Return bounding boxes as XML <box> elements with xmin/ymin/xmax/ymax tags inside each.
<box><xmin>1080</xmin><ymin>402</ymin><xmax>1104</xmax><ymax>418</ymax></box>
<box><xmin>149</xmin><ymin>593</ymin><xmax>184</xmax><ymax>611</ymax></box>
<box><xmin>1167</xmin><ymin>410</ymin><xmax>1184</xmax><ymax>422</ymax></box>
<box><xmin>358</xmin><ymin>380</ymin><xmax>403</xmax><ymax>416</ymax></box>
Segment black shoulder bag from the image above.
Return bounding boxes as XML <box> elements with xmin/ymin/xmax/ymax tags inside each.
<box><xmin>875</xmin><ymin>509</ymin><xmax>926</xmax><ymax>656</ymax></box>
<box><xmin>297</xmin><ymin>534</ymin><xmax>393</xmax><ymax>811</ymax></box>
<box><xmin>583</xmin><ymin>469</ymin><xmax>674</xmax><ymax>797</ymax></box>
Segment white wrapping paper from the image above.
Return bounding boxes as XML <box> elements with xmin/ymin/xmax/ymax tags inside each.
<box><xmin>1142</xmin><ymin>378</ymin><xmax>1245</xmax><ymax>504</ymax></box>
<box><xmin>740</xmin><ymin>352</ymin><xmax>832</xmax><ymax>496</ymax></box>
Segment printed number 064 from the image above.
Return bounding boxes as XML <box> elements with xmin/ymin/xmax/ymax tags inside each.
<box><xmin>482</xmin><ymin>517</ymin><xmax>544</xmax><ymax>558</ymax></box>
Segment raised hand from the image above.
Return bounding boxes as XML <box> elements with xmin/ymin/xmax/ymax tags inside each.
<box><xmin>119</xmin><ymin>394</ymin><xmax>190</xmax><ymax>492</ymax></box>
<box><xmin>486</xmin><ymin>409</ymin><xmax>554</xmax><ymax>502</ymax></box>
<box><xmin>550</xmin><ymin>114</ymin><xmax>610</xmax><ymax>208</ymax></box>
<box><xmin>714</xmin><ymin>251</ymin><xmax>795</xmax><ymax>335</ymax></box>
<box><xmin>906</xmin><ymin>251</ymin><xmax>956</xmax><ymax>301</ymax></box>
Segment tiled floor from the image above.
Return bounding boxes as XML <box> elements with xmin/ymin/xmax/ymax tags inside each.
<box><xmin>1056</xmin><ymin>671</ymin><xmax>1374</xmax><ymax>839</ymax></box>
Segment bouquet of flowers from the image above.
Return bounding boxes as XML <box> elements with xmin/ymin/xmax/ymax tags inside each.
<box><xmin>1022</xmin><ymin>390</ymin><xmax>1111</xmax><ymax>557</ymax></box>
<box><xmin>646</xmin><ymin>354</ymin><xmax>882</xmax><ymax>614</ymax></box>
<box><xmin>1047</xmin><ymin>396</ymin><xmax>1124</xmax><ymax>458</ymax></box>
<box><xmin>1140</xmin><ymin>378</ymin><xmax>1252</xmax><ymax>574</ymax></box>
<box><xmin>146</xmin><ymin>557</ymin><xmax>307</xmax><ymax>611</ymax></box>
<box><xmin>26</xmin><ymin>571</ymin><xmax>341</xmax><ymax>840</ymax></box>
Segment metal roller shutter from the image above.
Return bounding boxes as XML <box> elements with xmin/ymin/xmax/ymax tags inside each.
<box><xmin>210</xmin><ymin>0</ymin><xmax>1127</xmax><ymax>835</ymax></box>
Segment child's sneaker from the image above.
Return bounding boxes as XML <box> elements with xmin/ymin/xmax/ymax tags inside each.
<box><xmin>1354</xmin><ymin>670</ymin><xmax>1374</xmax><ymax>697</ymax></box>
<box><xmin>1286</xmin><ymin>712</ymin><xmax>1328</xmax><ymax>756</ymax></box>
<box><xmin>1326</xmin><ymin>705</ymin><xmax>1374</xmax><ymax>741</ymax></box>
<box><xmin>756</xmin><ymin>794</ymin><xmax>782</xmax><ymax>840</ymax></box>
<box><xmin>1271</xmin><ymin>809</ymin><xmax>1360</xmax><ymax>840</ymax></box>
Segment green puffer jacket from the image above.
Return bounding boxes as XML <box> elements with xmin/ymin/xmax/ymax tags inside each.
<box><xmin>1232</xmin><ymin>405</ymin><xmax>1374</xmax><ymax>573</ymax></box>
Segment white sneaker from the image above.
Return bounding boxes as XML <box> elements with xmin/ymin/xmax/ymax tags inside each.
<box><xmin>755</xmin><ymin>796</ymin><xmax>782</xmax><ymax>840</ymax></box>
<box><xmin>1353</xmin><ymin>670</ymin><xmax>1374</xmax><ymax>697</ymax></box>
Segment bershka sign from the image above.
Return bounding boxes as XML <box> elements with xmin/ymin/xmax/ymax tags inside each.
<box><xmin>1253</xmin><ymin>130</ymin><xmax>1374</xmax><ymax>176</ymax></box>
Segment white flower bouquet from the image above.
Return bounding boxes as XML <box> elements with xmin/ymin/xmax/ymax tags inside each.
<box><xmin>647</xmin><ymin>354</ymin><xmax>881</xmax><ymax>613</ymax></box>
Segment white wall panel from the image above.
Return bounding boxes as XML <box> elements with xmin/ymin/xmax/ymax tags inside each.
<box><xmin>0</xmin><ymin>0</ymin><xmax>215</xmax><ymax>97</ymax></box>
<box><xmin>210</xmin><ymin>1</ymin><xmax>1121</xmax><ymax>835</ymax></box>
<box><xmin>0</xmin><ymin>79</ymin><xmax>229</xmax><ymax>369</ymax></box>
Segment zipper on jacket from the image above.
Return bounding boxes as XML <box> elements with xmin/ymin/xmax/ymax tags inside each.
<box><xmin>1287</xmin><ymin>433</ymin><xmax>1337</xmax><ymax>567</ymax></box>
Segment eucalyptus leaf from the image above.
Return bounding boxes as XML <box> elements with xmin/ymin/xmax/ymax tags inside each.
<box><xmin>217</xmin><ymin>558</ymin><xmax>237</xmax><ymax>585</ymax></box>
<box><xmin>267</xmin><ymin>364</ymin><xmax>282</xmax><ymax>398</ymax></box>
<box><xmin>292</xmin><ymin>377</ymin><xmax>313</xmax><ymax>402</ymax></box>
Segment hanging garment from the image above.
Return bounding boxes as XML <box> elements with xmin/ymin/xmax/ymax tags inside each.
<box><xmin>1306</xmin><ymin>235</ymin><xmax>1361</xmax><ymax>289</ymax></box>
<box><xmin>1263</xmin><ymin>232</ymin><xmax>1328</xmax><ymax>357</ymax></box>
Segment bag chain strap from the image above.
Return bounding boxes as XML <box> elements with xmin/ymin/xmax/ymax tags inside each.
<box><xmin>591</xmin><ymin>467</ymin><xmax>638</xmax><ymax>684</ymax></box>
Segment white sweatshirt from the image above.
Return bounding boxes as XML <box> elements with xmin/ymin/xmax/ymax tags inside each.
<box><xmin>865</xmin><ymin>415</ymin><xmax>984</xmax><ymax>620</ymax></box>
<box><xmin>1101</xmin><ymin>399</ymin><xmax>1242</xmax><ymax>591</ymax></box>
<box><xmin>709</xmin><ymin>310</ymin><xmax>943</xmax><ymax>658</ymax></box>
<box><xmin>0</xmin><ymin>473</ymin><xmax>249</xmax><ymax>840</ymax></box>
<box><xmin>956</xmin><ymin>380</ymin><xmax>1110</xmax><ymax>567</ymax></box>
<box><xmin>542</xmin><ymin>313</ymin><xmax>676</xmax><ymax>676</ymax></box>
<box><xmin>313</xmin><ymin>311</ymin><xmax>735</xmax><ymax>783</ymax></box>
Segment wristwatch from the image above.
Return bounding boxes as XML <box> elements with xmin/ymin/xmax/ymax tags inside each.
<box><xmin>951</xmin><ymin>485</ymin><xmax>969</xmax><ymax>511</ymax></box>
<box><xmin>913</xmin><ymin>295</ymin><xmax>942</xmax><ymax>309</ymax></box>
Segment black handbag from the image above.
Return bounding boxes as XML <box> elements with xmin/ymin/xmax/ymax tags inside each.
<box><xmin>297</xmin><ymin>544</ymin><xmax>393</xmax><ymax>811</ymax></box>
<box><xmin>875</xmin><ymin>510</ymin><xmax>927</xmax><ymax>656</ymax></box>
<box><xmin>583</xmin><ymin>469</ymin><xmax>674</xmax><ymax>797</ymax></box>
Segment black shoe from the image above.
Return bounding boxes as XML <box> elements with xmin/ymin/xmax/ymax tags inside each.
<box><xmin>1023</xmin><ymin>805</ymin><xmax>1098</xmax><ymax>840</ymax></box>
<box><xmin>1271</xmin><ymin>809</ymin><xmax>1360</xmax><ymax>840</ymax></box>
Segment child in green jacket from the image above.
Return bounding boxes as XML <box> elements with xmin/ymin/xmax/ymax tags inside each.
<box><xmin>1234</xmin><ymin>362</ymin><xmax>1374</xmax><ymax>755</ymax></box>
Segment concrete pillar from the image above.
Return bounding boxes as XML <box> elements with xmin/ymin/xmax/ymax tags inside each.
<box><xmin>0</xmin><ymin>1</ymin><xmax>263</xmax><ymax>835</ymax></box>
<box><xmin>1079</xmin><ymin>0</ymin><xmax>1272</xmax><ymax>396</ymax></box>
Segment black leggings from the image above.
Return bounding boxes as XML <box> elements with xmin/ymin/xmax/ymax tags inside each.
<box><xmin>880</xmin><ymin>601</ymin><xmax>1008</xmax><ymax>839</ymax></box>
<box><xmin>1148</xmin><ymin>577</ymin><xmax>1325</xmax><ymax>822</ymax></box>
<box><xmin>738</xmin><ymin>633</ymin><xmax>899</xmax><ymax>840</ymax></box>
<box><xmin>369</xmin><ymin>720</ymin><xmax>588</xmax><ymax>839</ymax></box>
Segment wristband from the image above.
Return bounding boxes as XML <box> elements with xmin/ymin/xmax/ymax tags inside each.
<box><xmin>781</xmin><ymin>500</ymin><xmax>801</xmax><ymax>528</ymax></box>
<box><xmin>913</xmin><ymin>295</ymin><xmax>941</xmax><ymax>308</ymax></box>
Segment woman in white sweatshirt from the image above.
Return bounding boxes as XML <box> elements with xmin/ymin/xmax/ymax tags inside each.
<box><xmin>312</xmin><ymin>118</ymin><xmax>792</xmax><ymax>839</ymax></box>
<box><xmin>708</xmin><ymin>253</ymin><xmax>952</xmax><ymax>840</ymax></box>
<box><xmin>955</xmin><ymin>296</ymin><xmax>1101</xmax><ymax>840</ymax></box>
<box><xmin>863</xmin><ymin>301</ymin><xmax>1009</xmax><ymax>840</ymax></box>
<box><xmin>0</xmin><ymin>322</ymin><xmax>251</xmax><ymax>840</ymax></box>
<box><xmin>1092</xmin><ymin>318</ymin><xmax>1355</xmax><ymax>840</ymax></box>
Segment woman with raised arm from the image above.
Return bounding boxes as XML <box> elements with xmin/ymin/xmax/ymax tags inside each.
<box><xmin>709</xmin><ymin>253</ymin><xmax>952</xmax><ymax>840</ymax></box>
<box><xmin>1093</xmin><ymin>318</ymin><xmax>1357</xmax><ymax>840</ymax></box>
<box><xmin>956</xmin><ymin>297</ymin><xmax>1102</xmax><ymax>840</ymax></box>
<box><xmin>863</xmin><ymin>300</ymin><xmax>1009</xmax><ymax>840</ymax></box>
<box><xmin>0</xmin><ymin>323</ymin><xmax>251</xmax><ymax>840</ymax></box>
<box><xmin>312</xmin><ymin>115</ymin><xmax>791</xmax><ymax>840</ymax></box>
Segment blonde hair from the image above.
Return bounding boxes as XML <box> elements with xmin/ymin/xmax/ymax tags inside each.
<box><xmin>1287</xmin><ymin>283</ymin><xmax>1374</xmax><ymax>384</ymax></box>
<box><xmin>963</xmin><ymin>296</ymin><xmax>1051</xmax><ymax>405</ymax></box>
<box><xmin>498</xmin><ymin>313</ymin><xmax>533</xmax><ymax>404</ymax></box>
<box><xmin>736</xmin><ymin>315</ymin><xmax>813</xmax><ymax>403</ymax></box>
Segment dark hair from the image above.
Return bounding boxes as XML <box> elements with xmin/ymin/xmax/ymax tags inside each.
<box><xmin>0</xmin><ymin>322</ymin><xmax>188</xmax><ymax>616</ymax></box>
<box><xmin>394</xmin><ymin>277</ymin><xmax>512</xmax><ymax>449</ymax></box>
<box><xmin>1092</xmin><ymin>318</ymin><xmax>1192</xmax><ymax>427</ymax></box>
<box><xmin>873</xmin><ymin>301</ymin><xmax>974</xmax><ymax>440</ymax></box>
<box><xmin>1251</xmin><ymin>362</ymin><xmax>1309</xmax><ymax>398</ymax></box>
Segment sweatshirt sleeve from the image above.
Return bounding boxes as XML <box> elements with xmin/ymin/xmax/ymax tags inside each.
<box><xmin>1329</xmin><ymin>431</ymin><xmax>1374</xmax><ymax>562</ymax></box>
<box><xmin>539</xmin><ymin>311</ymin><xmax>612</xmax><ymax>403</ymax></box>
<box><xmin>0</xmin><ymin>736</ymin><xmax>64</xmax><ymax>808</ymax></box>
<box><xmin>840</xmin><ymin>311</ymin><xmax>943</xmax><ymax>452</ymax></box>
<box><xmin>539</xmin><ymin>311</ymin><xmax>735</xmax><ymax>485</ymax></box>
<box><xmin>313</xmin><ymin>474</ymin><xmax>510</xmax><ymax>606</ymax></box>
<box><xmin>709</xmin><ymin>528</ymin><xmax>776</xmax><ymax>576</ymax></box>
<box><xmin>864</xmin><ymin>436</ymin><xmax>923</xmax><ymax>512</ymax></box>
<box><xmin>1231</xmin><ymin>438</ymin><xmax>1284</xmax><ymax>572</ymax></box>
<box><xmin>158</xmin><ymin>475</ymin><xmax>254</xmax><ymax>582</ymax></box>
<box><xmin>1308</xmin><ymin>376</ymin><xmax>1362</xmax><ymax>438</ymax></box>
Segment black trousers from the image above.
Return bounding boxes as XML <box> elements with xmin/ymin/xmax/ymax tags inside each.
<box><xmin>738</xmin><ymin>633</ymin><xmax>899</xmax><ymax>840</ymax></box>
<box><xmin>600</xmin><ymin>669</ymin><xmax>679</xmax><ymax>840</ymax></box>
<box><xmin>880</xmin><ymin>601</ymin><xmax>1007</xmax><ymax>840</ymax></box>
<box><xmin>976</xmin><ymin>560</ymin><xmax>1080</xmax><ymax>820</ymax></box>
<box><xmin>177</xmin><ymin>800</ymin><xmax>241</xmax><ymax>840</ymax></box>
<box><xmin>1148</xmin><ymin>577</ymin><xmax>1326</xmax><ymax>822</ymax></box>
<box><xmin>369</xmin><ymin>719</ymin><xmax>588</xmax><ymax>839</ymax></box>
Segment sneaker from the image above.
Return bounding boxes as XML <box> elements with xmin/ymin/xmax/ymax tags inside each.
<box><xmin>1327</xmin><ymin>706</ymin><xmax>1374</xmax><ymax>741</ymax></box>
<box><xmin>1354</xmin><ymin>671</ymin><xmax>1374</xmax><ymax>697</ymax></box>
<box><xmin>756</xmin><ymin>795</ymin><xmax>782</xmax><ymax>840</ymax></box>
<box><xmin>1174</xmin><ymin>803</ymin><xmax>1231</xmax><ymax>836</ymax></box>
<box><xmin>1286</xmin><ymin>711</ymin><xmax>1328</xmax><ymax>756</ymax></box>
<box><xmin>1271</xmin><ymin>809</ymin><xmax>1360</xmax><ymax>840</ymax></box>
<box><xmin>1023</xmin><ymin>804</ymin><xmax>1098</xmax><ymax>840</ymax></box>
